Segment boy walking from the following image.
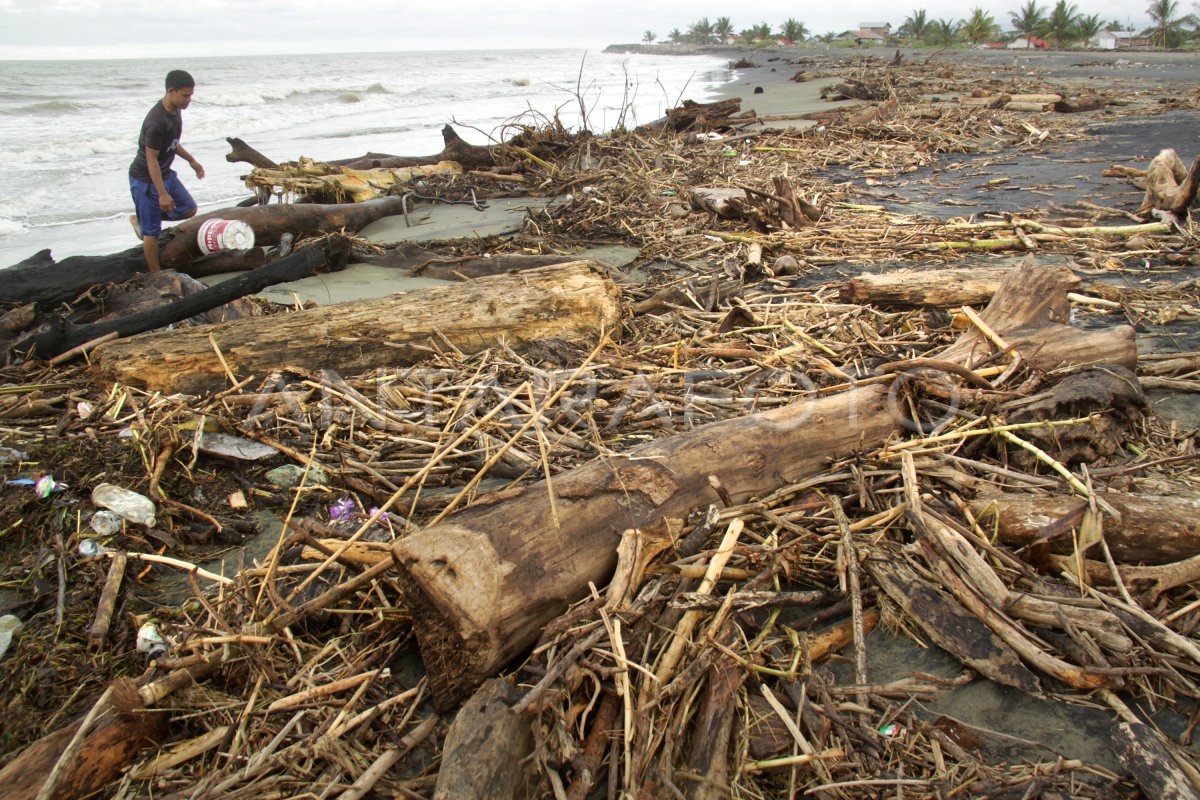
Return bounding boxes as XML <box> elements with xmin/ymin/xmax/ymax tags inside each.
<box><xmin>129</xmin><ymin>69</ymin><xmax>205</xmax><ymax>272</ymax></box>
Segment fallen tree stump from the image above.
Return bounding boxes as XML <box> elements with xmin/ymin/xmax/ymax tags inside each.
<box><xmin>90</xmin><ymin>259</ymin><xmax>621</xmax><ymax>395</ymax></box>
<box><xmin>389</xmin><ymin>260</ymin><xmax>1138</xmax><ymax>708</ymax></box>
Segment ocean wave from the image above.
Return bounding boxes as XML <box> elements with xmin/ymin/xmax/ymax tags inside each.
<box><xmin>0</xmin><ymin>217</ymin><xmax>27</xmax><ymax>238</ymax></box>
<box><xmin>0</xmin><ymin>100</ymin><xmax>88</xmax><ymax>116</ymax></box>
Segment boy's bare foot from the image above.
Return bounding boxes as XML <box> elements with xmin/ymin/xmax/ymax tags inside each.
<box><xmin>128</xmin><ymin>214</ymin><xmax>140</xmax><ymax>239</ymax></box>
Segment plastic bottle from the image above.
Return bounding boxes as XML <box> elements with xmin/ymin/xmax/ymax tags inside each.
<box><xmin>91</xmin><ymin>483</ymin><xmax>157</xmax><ymax>527</ymax></box>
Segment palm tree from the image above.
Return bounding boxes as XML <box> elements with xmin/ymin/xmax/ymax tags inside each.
<box><xmin>1046</xmin><ymin>0</ymin><xmax>1080</xmax><ymax>47</ymax></box>
<box><xmin>900</xmin><ymin>9</ymin><xmax>931</xmax><ymax>42</ymax></box>
<box><xmin>1145</xmin><ymin>0</ymin><xmax>1197</xmax><ymax>47</ymax></box>
<box><xmin>740</xmin><ymin>22</ymin><xmax>774</xmax><ymax>41</ymax></box>
<box><xmin>928</xmin><ymin>18</ymin><xmax>960</xmax><ymax>45</ymax></box>
<box><xmin>780</xmin><ymin>18</ymin><xmax>809</xmax><ymax>42</ymax></box>
<box><xmin>642</xmin><ymin>30</ymin><xmax>656</xmax><ymax>44</ymax></box>
<box><xmin>960</xmin><ymin>7</ymin><xmax>1000</xmax><ymax>42</ymax></box>
<box><xmin>688</xmin><ymin>17</ymin><xmax>715</xmax><ymax>45</ymax></box>
<box><xmin>1076</xmin><ymin>13</ymin><xmax>1104</xmax><ymax>43</ymax></box>
<box><xmin>1009</xmin><ymin>0</ymin><xmax>1048</xmax><ymax>38</ymax></box>
<box><xmin>714</xmin><ymin>16</ymin><xmax>735</xmax><ymax>43</ymax></box>
<box><xmin>668</xmin><ymin>28</ymin><xmax>684</xmax><ymax>44</ymax></box>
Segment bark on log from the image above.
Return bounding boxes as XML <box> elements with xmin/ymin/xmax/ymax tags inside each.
<box><xmin>1054</xmin><ymin>95</ymin><xmax>1108</xmax><ymax>113</ymax></box>
<box><xmin>432</xmin><ymin>679</ymin><xmax>533</xmax><ymax>800</ymax></box>
<box><xmin>971</xmin><ymin>491</ymin><xmax>1200</xmax><ymax>565</ymax></box>
<box><xmin>158</xmin><ymin>195</ymin><xmax>410</xmax><ymax>270</ymax></box>
<box><xmin>684</xmin><ymin>658</ymin><xmax>745</xmax><ymax>800</ymax></box>
<box><xmin>869</xmin><ymin>558</ymin><xmax>1040</xmax><ymax>692</ymax></box>
<box><xmin>840</xmin><ymin>267</ymin><xmax>1010</xmax><ymax>307</ymax></box>
<box><xmin>23</xmin><ymin>237</ymin><xmax>350</xmax><ymax>360</ymax></box>
<box><xmin>391</xmin><ymin>259</ymin><xmax>1136</xmax><ymax>709</ymax></box>
<box><xmin>90</xmin><ymin>260</ymin><xmax>621</xmax><ymax>395</ymax></box>
<box><xmin>1112</xmin><ymin>721</ymin><xmax>1200</xmax><ymax>800</ymax></box>
<box><xmin>0</xmin><ymin>679</ymin><xmax>168</xmax><ymax>800</ymax></box>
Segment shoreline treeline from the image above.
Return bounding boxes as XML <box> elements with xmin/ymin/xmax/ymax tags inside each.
<box><xmin>640</xmin><ymin>0</ymin><xmax>1199</xmax><ymax>50</ymax></box>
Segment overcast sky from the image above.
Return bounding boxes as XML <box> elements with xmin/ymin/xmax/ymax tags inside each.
<box><xmin>0</xmin><ymin>0</ymin><xmax>1159</xmax><ymax>60</ymax></box>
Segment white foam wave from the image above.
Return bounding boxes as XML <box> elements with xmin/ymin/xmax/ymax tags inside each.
<box><xmin>0</xmin><ymin>217</ymin><xmax>27</xmax><ymax>238</ymax></box>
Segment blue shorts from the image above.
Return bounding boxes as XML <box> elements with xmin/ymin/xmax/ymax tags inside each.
<box><xmin>130</xmin><ymin>169</ymin><xmax>196</xmax><ymax>237</ymax></box>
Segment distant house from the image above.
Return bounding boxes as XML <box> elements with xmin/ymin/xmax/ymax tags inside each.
<box><xmin>835</xmin><ymin>28</ymin><xmax>889</xmax><ymax>46</ymax></box>
<box><xmin>1007</xmin><ymin>35</ymin><xmax>1049</xmax><ymax>49</ymax></box>
<box><xmin>1090</xmin><ymin>29</ymin><xmax>1141</xmax><ymax>49</ymax></box>
<box><xmin>858</xmin><ymin>22</ymin><xmax>893</xmax><ymax>38</ymax></box>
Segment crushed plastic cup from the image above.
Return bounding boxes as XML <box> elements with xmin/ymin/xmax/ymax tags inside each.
<box><xmin>89</xmin><ymin>510</ymin><xmax>123</xmax><ymax>536</ymax></box>
<box><xmin>136</xmin><ymin>621</ymin><xmax>166</xmax><ymax>658</ymax></box>
<box><xmin>78</xmin><ymin>539</ymin><xmax>112</xmax><ymax>558</ymax></box>
<box><xmin>0</xmin><ymin>615</ymin><xmax>22</xmax><ymax>661</ymax></box>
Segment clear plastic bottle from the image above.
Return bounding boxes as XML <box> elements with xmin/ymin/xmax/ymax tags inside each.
<box><xmin>91</xmin><ymin>483</ymin><xmax>157</xmax><ymax>527</ymax></box>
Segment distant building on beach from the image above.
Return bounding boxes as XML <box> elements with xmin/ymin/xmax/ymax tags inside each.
<box><xmin>1090</xmin><ymin>29</ymin><xmax>1149</xmax><ymax>49</ymax></box>
<box><xmin>835</xmin><ymin>28</ymin><xmax>889</xmax><ymax>46</ymax></box>
<box><xmin>858</xmin><ymin>22</ymin><xmax>892</xmax><ymax>38</ymax></box>
<box><xmin>1007</xmin><ymin>35</ymin><xmax>1049</xmax><ymax>49</ymax></box>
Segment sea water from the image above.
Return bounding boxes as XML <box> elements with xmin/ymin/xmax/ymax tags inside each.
<box><xmin>0</xmin><ymin>49</ymin><xmax>729</xmax><ymax>267</ymax></box>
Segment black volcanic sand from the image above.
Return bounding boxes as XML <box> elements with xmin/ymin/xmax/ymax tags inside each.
<box><xmin>675</xmin><ymin>45</ymin><xmax>1200</xmax><ymax>773</ymax></box>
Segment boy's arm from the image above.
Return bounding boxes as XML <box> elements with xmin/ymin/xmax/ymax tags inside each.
<box><xmin>175</xmin><ymin>145</ymin><xmax>205</xmax><ymax>179</ymax></box>
<box><xmin>145</xmin><ymin>147</ymin><xmax>174</xmax><ymax>214</ymax></box>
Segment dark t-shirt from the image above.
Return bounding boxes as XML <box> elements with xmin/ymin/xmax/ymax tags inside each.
<box><xmin>129</xmin><ymin>101</ymin><xmax>182</xmax><ymax>182</ymax></box>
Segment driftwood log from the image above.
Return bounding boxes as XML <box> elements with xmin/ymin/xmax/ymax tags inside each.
<box><xmin>971</xmin><ymin>491</ymin><xmax>1200</xmax><ymax>564</ymax></box>
<box><xmin>432</xmin><ymin>679</ymin><xmax>533</xmax><ymax>800</ymax></box>
<box><xmin>1136</xmin><ymin>148</ymin><xmax>1200</xmax><ymax>217</ymax></box>
<box><xmin>157</xmin><ymin>195</ymin><xmax>409</xmax><ymax>270</ymax></box>
<box><xmin>840</xmin><ymin>267</ymin><xmax>1011</xmax><ymax>308</ymax></box>
<box><xmin>2</xmin><ymin>196</ymin><xmax>406</xmax><ymax>308</ymax></box>
<box><xmin>389</xmin><ymin>261</ymin><xmax>1138</xmax><ymax>709</ymax></box>
<box><xmin>1112</xmin><ymin>721</ymin><xmax>1200</xmax><ymax>800</ymax></box>
<box><xmin>225</xmin><ymin>136</ymin><xmax>279</xmax><ymax>169</ymax></box>
<box><xmin>638</xmin><ymin>98</ymin><xmax>743</xmax><ymax>133</ymax></box>
<box><xmin>1054</xmin><ymin>95</ymin><xmax>1108</xmax><ymax>113</ymax></box>
<box><xmin>362</xmin><ymin>243</ymin><xmax>580</xmax><ymax>281</ymax></box>
<box><xmin>91</xmin><ymin>260</ymin><xmax>621</xmax><ymax>395</ymax></box>
<box><xmin>22</xmin><ymin>237</ymin><xmax>351</xmax><ymax>360</ymax></box>
<box><xmin>227</xmin><ymin>126</ymin><xmax>508</xmax><ymax>172</ymax></box>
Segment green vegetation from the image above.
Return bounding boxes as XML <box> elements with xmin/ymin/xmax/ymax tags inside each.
<box><xmin>645</xmin><ymin>2</ymin><xmax>1200</xmax><ymax>50</ymax></box>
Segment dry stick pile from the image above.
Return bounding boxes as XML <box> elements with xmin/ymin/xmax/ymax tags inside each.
<box><xmin>1</xmin><ymin>56</ymin><xmax>1200</xmax><ymax>800</ymax></box>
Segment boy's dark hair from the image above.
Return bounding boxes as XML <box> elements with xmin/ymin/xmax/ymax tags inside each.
<box><xmin>165</xmin><ymin>70</ymin><xmax>195</xmax><ymax>91</ymax></box>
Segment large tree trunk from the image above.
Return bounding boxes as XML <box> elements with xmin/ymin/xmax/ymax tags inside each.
<box><xmin>90</xmin><ymin>260</ymin><xmax>621</xmax><ymax>395</ymax></box>
<box><xmin>158</xmin><ymin>195</ymin><xmax>409</xmax><ymax>270</ymax></box>
<box><xmin>23</xmin><ymin>237</ymin><xmax>350</xmax><ymax>360</ymax></box>
<box><xmin>390</xmin><ymin>260</ymin><xmax>1137</xmax><ymax>709</ymax></box>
